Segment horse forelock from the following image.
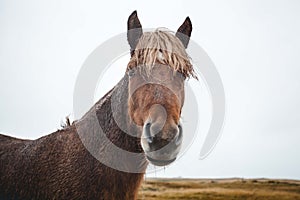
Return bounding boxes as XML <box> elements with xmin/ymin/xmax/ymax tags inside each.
<box><xmin>127</xmin><ymin>28</ymin><xmax>198</xmax><ymax>79</ymax></box>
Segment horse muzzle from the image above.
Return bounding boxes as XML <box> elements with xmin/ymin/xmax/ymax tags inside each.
<box><xmin>141</xmin><ymin>121</ymin><xmax>183</xmax><ymax>166</ymax></box>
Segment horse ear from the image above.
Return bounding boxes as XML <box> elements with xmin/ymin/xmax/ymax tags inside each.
<box><xmin>127</xmin><ymin>10</ymin><xmax>143</xmax><ymax>55</ymax></box>
<box><xmin>176</xmin><ymin>17</ymin><xmax>192</xmax><ymax>48</ymax></box>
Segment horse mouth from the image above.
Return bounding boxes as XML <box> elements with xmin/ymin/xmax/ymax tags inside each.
<box><xmin>146</xmin><ymin>156</ymin><xmax>176</xmax><ymax>166</ymax></box>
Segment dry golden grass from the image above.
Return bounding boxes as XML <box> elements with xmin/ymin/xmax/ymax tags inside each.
<box><xmin>137</xmin><ymin>178</ymin><xmax>300</xmax><ymax>200</ymax></box>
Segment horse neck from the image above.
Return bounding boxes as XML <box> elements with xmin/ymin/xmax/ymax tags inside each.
<box><xmin>76</xmin><ymin>74</ymin><xmax>145</xmax><ymax>156</ymax></box>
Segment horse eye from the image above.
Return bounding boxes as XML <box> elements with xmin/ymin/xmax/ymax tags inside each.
<box><xmin>128</xmin><ymin>69</ymin><xmax>135</xmax><ymax>77</ymax></box>
<box><xmin>179</xmin><ymin>72</ymin><xmax>186</xmax><ymax>80</ymax></box>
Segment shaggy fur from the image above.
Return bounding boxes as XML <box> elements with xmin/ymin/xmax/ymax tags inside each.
<box><xmin>0</xmin><ymin>78</ymin><xmax>147</xmax><ymax>199</ymax></box>
<box><xmin>0</xmin><ymin>11</ymin><xmax>194</xmax><ymax>200</ymax></box>
<box><xmin>127</xmin><ymin>29</ymin><xmax>197</xmax><ymax>79</ymax></box>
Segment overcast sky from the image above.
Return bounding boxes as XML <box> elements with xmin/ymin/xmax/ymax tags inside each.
<box><xmin>1</xmin><ymin>0</ymin><xmax>300</xmax><ymax>179</ymax></box>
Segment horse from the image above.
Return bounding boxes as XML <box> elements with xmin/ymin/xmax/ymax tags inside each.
<box><xmin>0</xmin><ymin>11</ymin><xmax>196</xmax><ymax>200</ymax></box>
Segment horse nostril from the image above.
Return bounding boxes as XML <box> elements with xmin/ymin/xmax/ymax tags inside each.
<box><xmin>175</xmin><ymin>124</ymin><xmax>183</xmax><ymax>146</ymax></box>
<box><xmin>144</xmin><ymin>122</ymin><xmax>153</xmax><ymax>144</ymax></box>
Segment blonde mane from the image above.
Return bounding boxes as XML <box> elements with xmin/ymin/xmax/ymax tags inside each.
<box><xmin>127</xmin><ymin>28</ymin><xmax>197</xmax><ymax>79</ymax></box>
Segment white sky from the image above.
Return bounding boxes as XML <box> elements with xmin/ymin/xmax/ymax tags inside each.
<box><xmin>0</xmin><ymin>0</ymin><xmax>300</xmax><ymax>179</ymax></box>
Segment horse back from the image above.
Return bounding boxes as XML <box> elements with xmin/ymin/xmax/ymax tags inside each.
<box><xmin>0</xmin><ymin>133</ymin><xmax>30</xmax><ymax>156</ymax></box>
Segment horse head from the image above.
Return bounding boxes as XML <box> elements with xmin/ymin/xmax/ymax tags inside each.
<box><xmin>126</xmin><ymin>11</ymin><xmax>196</xmax><ymax>166</ymax></box>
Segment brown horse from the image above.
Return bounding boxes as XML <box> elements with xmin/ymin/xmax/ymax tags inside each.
<box><xmin>0</xmin><ymin>11</ymin><xmax>196</xmax><ymax>200</ymax></box>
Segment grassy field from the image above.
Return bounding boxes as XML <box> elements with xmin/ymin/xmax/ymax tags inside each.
<box><xmin>137</xmin><ymin>178</ymin><xmax>300</xmax><ymax>200</ymax></box>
